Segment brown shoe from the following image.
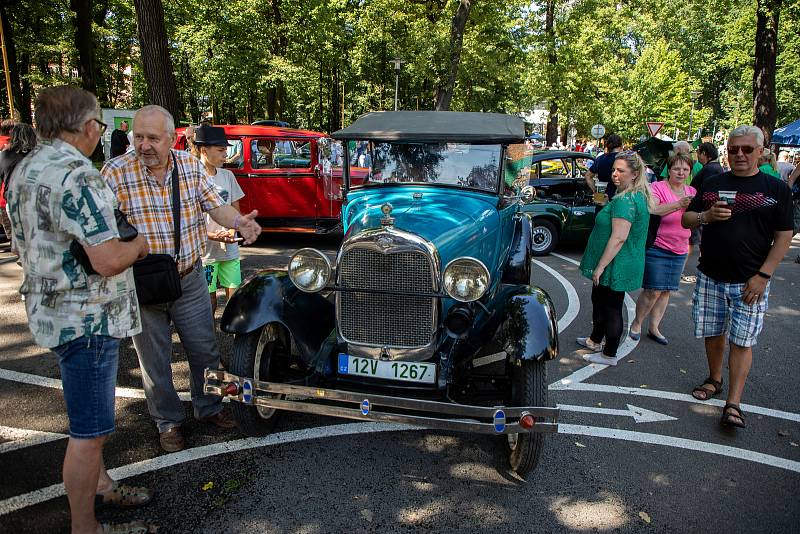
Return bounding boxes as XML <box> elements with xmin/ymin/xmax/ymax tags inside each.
<box><xmin>197</xmin><ymin>407</ymin><xmax>236</xmax><ymax>429</ymax></box>
<box><xmin>159</xmin><ymin>426</ymin><xmax>185</xmax><ymax>452</ymax></box>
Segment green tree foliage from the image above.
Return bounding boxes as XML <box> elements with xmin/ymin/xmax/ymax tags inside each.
<box><xmin>1</xmin><ymin>0</ymin><xmax>798</xmax><ymax>139</ymax></box>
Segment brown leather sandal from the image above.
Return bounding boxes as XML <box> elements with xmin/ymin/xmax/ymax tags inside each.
<box><xmin>96</xmin><ymin>481</ymin><xmax>154</xmax><ymax>509</ymax></box>
<box><xmin>721</xmin><ymin>403</ymin><xmax>746</xmax><ymax>428</ymax></box>
<box><xmin>100</xmin><ymin>520</ymin><xmax>158</xmax><ymax>533</ymax></box>
<box><xmin>691</xmin><ymin>377</ymin><xmax>723</xmax><ymax>401</ymax></box>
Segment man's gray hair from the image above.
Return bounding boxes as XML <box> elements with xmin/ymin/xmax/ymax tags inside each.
<box><xmin>729</xmin><ymin>125</ymin><xmax>764</xmax><ymax>146</ymax></box>
<box><xmin>134</xmin><ymin>105</ymin><xmax>175</xmax><ymax>134</ymax></box>
<box><xmin>673</xmin><ymin>141</ymin><xmax>692</xmax><ymax>154</ymax></box>
<box><xmin>34</xmin><ymin>85</ymin><xmax>98</xmax><ymax>139</ymax></box>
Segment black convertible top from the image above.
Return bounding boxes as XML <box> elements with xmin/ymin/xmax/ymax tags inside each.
<box><xmin>332</xmin><ymin>111</ymin><xmax>525</xmax><ymax>144</ymax></box>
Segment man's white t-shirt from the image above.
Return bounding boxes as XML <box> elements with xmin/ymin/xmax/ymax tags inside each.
<box><xmin>203</xmin><ymin>167</ymin><xmax>245</xmax><ymax>263</ymax></box>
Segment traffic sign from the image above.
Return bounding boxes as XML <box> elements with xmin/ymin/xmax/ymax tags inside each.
<box><xmin>590</xmin><ymin>124</ymin><xmax>606</xmax><ymax>139</ymax></box>
<box><xmin>646</xmin><ymin>121</ymin><xmax>664</xmax><ymax>137</ymax></box>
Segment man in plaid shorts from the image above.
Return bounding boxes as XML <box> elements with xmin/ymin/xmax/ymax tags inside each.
<box><xmin>682</xmin><ymin>125</ymin><xmax>793</xmax><ymax>429</ymax></box>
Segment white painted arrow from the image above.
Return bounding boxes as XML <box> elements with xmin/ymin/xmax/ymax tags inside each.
<box><xmin>557</xmin><ymin>403</ymin><xmax>677</xmax><ymax>424</ymax></box>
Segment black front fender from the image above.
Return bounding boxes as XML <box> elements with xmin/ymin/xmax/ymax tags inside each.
<box><xmin>221</xmin><ymin>271</ymin><xmax>334</xmax><ymax>362</ymax></box>
<box><xmin>496</xmin><ymin>285</ymin><xmax>558</xmax><ymax>362</ymax></box>
<box><xmin>502</xmin><ymin>213</ymin><xmax>532</xmax><ymax>284</ymax></box>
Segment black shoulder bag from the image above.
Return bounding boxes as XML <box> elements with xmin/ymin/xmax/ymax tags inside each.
<box><xmin>132</xmin><ymin>152</ymin><xmax>183</xmax><ymax>305</ymax></box>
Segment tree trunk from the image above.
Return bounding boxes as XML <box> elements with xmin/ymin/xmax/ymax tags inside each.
<box><xmin>753</xmin><ymin>0</ymin><xmax>781</xmax><ymax>144</ymax></box>
<box><xmin>546</xmin><ymin>101</ymin><xmax>559</xmax><ymax>147</ymax></box>
<box><xmin>133</xmin><ymin>0</ymin><xmax>181</xmax><ymax>121</ymax></box>
<box><xmin>70</xmin><ymin>0</ymin><xmax>97</xmax><ymax>95</ymax></box>
<box><xmin>434</xmin><ymin>0</ymin><xmax>472</xmax><ymax>111</ymax></box>
<box><xmin>0</xmin><ymin>4</ymin><xmax>28</xmax><ymax>121</ymax></box>
<box><xmin>544</xmin><ymin>0</ymin><xmax>558</xmax><ymax>146</ymax></box>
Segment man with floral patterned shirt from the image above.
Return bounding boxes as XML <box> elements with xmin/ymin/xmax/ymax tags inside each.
<box><xmin>7</xmin><ymin>86</ymin><xmax>154</xmax><ymax>533</ymax></box>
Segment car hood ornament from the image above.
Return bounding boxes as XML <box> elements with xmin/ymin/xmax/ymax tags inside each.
<box><xmin>380</xmin><ymin>202</ymin><xmax>395</xmax><ymax>226</ymax></box>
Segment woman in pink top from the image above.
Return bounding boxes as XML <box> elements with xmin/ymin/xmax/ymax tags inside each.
<box><xmin>629</xmin><ymin>153</ymin><xmax>696</xmax><ymax>344</ymax></box>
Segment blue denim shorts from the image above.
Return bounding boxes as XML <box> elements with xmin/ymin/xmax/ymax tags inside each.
<box><xmin>52</xmin><ymin>335</ymin><xmax>120</xmax><ymax>439</ymax></box>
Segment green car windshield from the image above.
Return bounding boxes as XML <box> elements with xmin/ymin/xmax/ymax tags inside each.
<box><xmin>349</xmin><ymin>141</ymin><xmax>502</xmax><ymax>192</ymax></box>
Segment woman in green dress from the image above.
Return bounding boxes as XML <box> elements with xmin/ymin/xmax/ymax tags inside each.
<box><xmin>578</xmin><ymin>150</ymin><xmax>653</xmax><ymax>365</ymax></box>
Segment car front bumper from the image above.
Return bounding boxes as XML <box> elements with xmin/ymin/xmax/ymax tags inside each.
<box><xmin>204</xmin><ymin>369</ymin><xmax>559</xmax><ymax>435</ymax></box>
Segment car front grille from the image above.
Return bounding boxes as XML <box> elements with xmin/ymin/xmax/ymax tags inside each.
<box><xmin>338</xmin><ymin>247</ymin><xmax>435</xmax><ymax>347</ymax></box>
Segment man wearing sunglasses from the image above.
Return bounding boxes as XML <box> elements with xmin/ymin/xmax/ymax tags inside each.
<box><xmin>681</xmin><ymin>125</ymin><xmax>793</xmax><ymax>430</ymax></box>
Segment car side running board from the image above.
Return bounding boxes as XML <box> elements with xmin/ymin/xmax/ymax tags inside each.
<box><xmin>204</xmin><ymin>369</ymin><xmax>559</xmax><ymax>435</ymax></box>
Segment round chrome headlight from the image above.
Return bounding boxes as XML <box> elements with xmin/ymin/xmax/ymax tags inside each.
<box><xmin>442</xmin><ymin>257</ymin><xmax>490</xmax><ymax>302</ymax></box>
<box><xmin>287</xmin><ymin>248</ymin><xmax>331</xmax><ymax>293</ymax></box>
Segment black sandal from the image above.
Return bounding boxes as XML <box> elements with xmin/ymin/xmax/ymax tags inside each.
<box><xmin>721</xmin><ymin>403</ymin><xmax>746</xmax><ymax>428</ymax></box>
<box><xmin>691</xmin><ymin>377</ymin><xmax>723</xmax><ymax>401</ymax></box>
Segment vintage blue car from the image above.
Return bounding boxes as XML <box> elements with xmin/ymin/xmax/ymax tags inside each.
<box><xmin>204</xmin><ymin>111</ymin><xmax>560</xmax><ymax>478</ymax></box>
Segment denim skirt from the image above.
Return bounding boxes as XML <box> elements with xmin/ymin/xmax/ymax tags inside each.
<box><xmin>643</xmin><ymin>246</ymin><xmax>686</xmax><ymax>291</ymax></box>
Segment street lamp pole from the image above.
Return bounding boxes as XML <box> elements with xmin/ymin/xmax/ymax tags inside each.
<box><xmin>688</xmin><ymin>90</ymin><xmax>702</xmax><ymax>141</ymax></box>
<box><xmin>389</xmin><ymin>58</ymin><xmax>406</xmax><ymax>111</ymax></box>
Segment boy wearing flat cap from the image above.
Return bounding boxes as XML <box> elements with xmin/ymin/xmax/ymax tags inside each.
<box><xmin>195</xmin><ymin>125</ymin><xmax>246</xmax><ymax>312</ymax></box>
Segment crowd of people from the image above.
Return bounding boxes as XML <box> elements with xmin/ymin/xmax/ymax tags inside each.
<box><xmin>577</xmin><ymin>125</ymin><xmax>796</xmax><ymax>430</ymax></box>
<box><xmin>1</xmin><ymin>88</ymin><xmax>799</xmax><ymax>533</ymax></box>
<box><xmin>2</xmin><ymin>86</ymin><xmax>263</xmax><ymax>534</ymax></box>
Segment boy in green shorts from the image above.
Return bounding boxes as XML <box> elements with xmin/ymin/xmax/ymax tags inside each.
<box><xmin>195</xmin><ymin>125</ymin><xmax>246</xmax><ymax>312</ymax></box>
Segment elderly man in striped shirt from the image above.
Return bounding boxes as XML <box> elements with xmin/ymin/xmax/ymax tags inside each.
<box><xmin>103</xmin><ymin>105</ymin><xmax>261</xmax><ymax>452</ymax></box>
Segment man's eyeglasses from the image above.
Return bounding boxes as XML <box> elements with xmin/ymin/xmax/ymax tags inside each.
<box><xmin>92</xmin><ymin>118</ymin><xmax>108</xmax><ymax>135</ymax></box>
<box><xmin>727</xmin><ymin>145</ymin><xmax>757</xmax><ymax>155</ymax></box>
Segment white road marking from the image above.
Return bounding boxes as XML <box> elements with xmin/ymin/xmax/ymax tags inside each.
<box><xmin>557</xmin><ymin>404</ymin><xmax>677</xmax><ymax>424</ymax></box>
<box><xmin>557</xmin><ymin>382</ymin><xmax>800</xmax><ymax>423</ymax></box>
<box><xmin>560</xmin><ymin>424</ymin><xmax>800</xmax><ymax>473</ymax></box>
<box><xmin>0</xmin><ymin>425</ymin><xmax>67</xmax><ymax>454</ymax></box>
<box><xmin>0</xmin><ymin>368</ymin><xmax>191</xmax><ymax>401</ymax></box>
<box><xmin>532</xmin><ymin>259</ymin><xmax>580</xmax><ymax>332</ymax></box>
<box><xmin>0</xmin><ymin>422</ymin><xmax>414</xmax><ymax>517</ymax></box>
<box><xmin>4</xmin><ymin>418</ymin><xmax>800</xmax><ymax>516</ymax></box>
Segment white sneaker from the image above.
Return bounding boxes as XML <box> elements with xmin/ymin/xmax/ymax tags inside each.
<box><xmin>582</xmin><ymin>352</ymin><xmax>618</xmax><ymax>366</ymax></box>
<box><xmin>576</xmin><ymin>337</ymin><xmax>604</xmax><ymax>351</ymax></box>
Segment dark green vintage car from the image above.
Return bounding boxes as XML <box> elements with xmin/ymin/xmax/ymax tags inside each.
<box><xmin>520</xmin><ymin>151</ymin><xmax>597</xmax><ymax>256</ymax></box>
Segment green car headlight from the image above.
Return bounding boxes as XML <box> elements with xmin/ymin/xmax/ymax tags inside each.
<box><xmin>442</xmin><ymin>257</ymin><xmax>490</xmax><ymax>302</ymax></box>
<box><xmin>287</xmin><ymin>248</ymin><xmax>331</xmax><ymax>293</ymax></box>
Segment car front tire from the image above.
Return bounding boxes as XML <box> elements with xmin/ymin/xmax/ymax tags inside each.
<box><xmin>530</xmin><ymin>220</ymin><xmax>558</xmax><ymax>256</ymax></box>
<box><xmin>228</xmin><ymin>324</ymin><xmax>287</xmax><ymax>436</ymax></box>
<box><xmin>505</xmin><ymin>359</ymin><xmax>547</xmax><ymax>479</ymax></box>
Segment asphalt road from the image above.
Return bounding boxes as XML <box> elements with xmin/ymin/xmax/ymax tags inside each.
<box><xmin>1</xmin><ymin>234</ymin><xmax>799</xmax><ymax>533</ymax></box>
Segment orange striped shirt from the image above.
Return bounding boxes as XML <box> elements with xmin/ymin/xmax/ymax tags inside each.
<box><xmin>102</xmin><ymin>149</ymin><xmax>224</xmax><ymax>272</ymax></box>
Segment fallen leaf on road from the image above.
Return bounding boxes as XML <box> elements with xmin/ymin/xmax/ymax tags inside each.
<box><xmin>640</xmin><ymin>384</ymin><xmax>648</xmax><ymax>388</ymax></box>
<box><xmin>639</xmin><ymin>511</ymin><xmax>651</xmax><ymax>524</ymax></box>
<box><xmin>575</xmin><ymin>442</ymin><xmax>586</xmax><ymax>448</ymax></box>
<box><xmin>202</xmin><ymin>482</ymin><xmax>214</xmax><ymax>491</ymax></box>
<box><xmin>679</xmin><ymin>369</ymin><xmax>687</xmax><ymax>374</ymax></box>
<box><xmin>778</xmin><ymin>430</ymin><xmax>789</xmax><ymax>437</ymax></box>
<box><xmin>360</xmin><ymin>509</ymin><xmax>374</xmax><ymax>522</ymax></box>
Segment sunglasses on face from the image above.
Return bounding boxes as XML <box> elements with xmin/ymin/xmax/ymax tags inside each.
<box><xmin>727</xmin><ymin>145</ymin><xmax>757</xmax><ymax>155</ymax></box>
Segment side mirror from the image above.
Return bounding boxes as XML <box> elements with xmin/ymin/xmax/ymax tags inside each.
<box><xmin>521</xmin><ymin>185</ymin><xmax>536</xmax><ymax>203</ymax></box>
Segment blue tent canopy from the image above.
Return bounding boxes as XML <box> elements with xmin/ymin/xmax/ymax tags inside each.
<box><xmin>772</xmin><ymin>118</ymin><xmax>800</xmax><ymax>146</ymax></box>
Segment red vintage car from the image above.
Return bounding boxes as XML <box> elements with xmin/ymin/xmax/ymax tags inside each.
<box><xmin>175</xmin><ymin>125</ymin><xmax>347</xmax><ymax>233</ymax></box>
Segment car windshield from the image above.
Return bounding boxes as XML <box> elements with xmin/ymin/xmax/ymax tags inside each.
<box><xmin>349</xmin><ymin>141</ymin><xmax>501</xmax><ymax>192</ymax></box>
